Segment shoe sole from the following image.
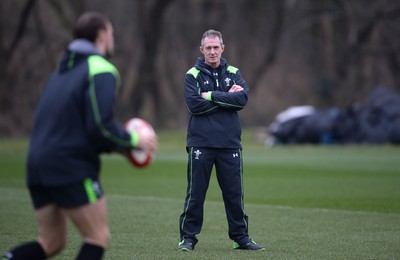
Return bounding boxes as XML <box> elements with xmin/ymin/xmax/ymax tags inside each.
<box><xmin>178</xmin><ymin>248</ymin><xmax>192</xmax><ymax>252</ymax></box>
<box><xmin>234</xmin><ymin>247</ymin><xmax>266</xmax><ymax>251</ymax></box>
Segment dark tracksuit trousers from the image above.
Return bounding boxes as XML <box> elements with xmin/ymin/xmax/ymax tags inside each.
<box><xmin>179</xmin><ymin>147</ymin><xmax>250</xmax><ymax>246</ymax></box>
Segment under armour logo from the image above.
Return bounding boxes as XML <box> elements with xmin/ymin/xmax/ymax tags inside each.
<box><xmin>92</xmin><ymin>181</ymin><xmax>103</xmax><ymax>197</ymax></box>
<box><xmin>194</xmin><ymin>149</ymin><xmax>202</xmax><ymax>160</ymax></box>
<box><xmin>204</xmin><ymin>80</ymin><xmax>209</xmax><ymax>85</ymax></box>
<box><xmin>233</xmin><ymin>153</ymin><xmax>239</xmax><ymax>158</ymax></box>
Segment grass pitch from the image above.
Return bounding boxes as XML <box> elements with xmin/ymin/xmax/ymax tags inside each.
<box><xmin>1</xmin><ymin>130</ymin><xmax>399</xmax><ymax>259</ymax></box>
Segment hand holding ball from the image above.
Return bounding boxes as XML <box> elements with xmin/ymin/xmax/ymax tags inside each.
<box><xmin>125</xmin><ymin>118</ymin><xmax>158</xmax><ymax>168</ymax></box>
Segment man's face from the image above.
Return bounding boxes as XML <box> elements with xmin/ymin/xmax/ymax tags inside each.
<box><xmin>200</xmin><ymin>36</ymin><xmax>224</xmax><ymax>68</ymax></box>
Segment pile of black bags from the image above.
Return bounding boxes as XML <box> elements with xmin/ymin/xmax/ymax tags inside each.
<box><xmin>268</xmin><ymin>87</ymin><xmax>400</xmax><ymax>145</ymax></box>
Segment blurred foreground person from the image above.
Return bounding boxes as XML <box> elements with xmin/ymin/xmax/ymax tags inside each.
<box><xmin>2</xmin><ymin>11</ymin><xmax>157</xmax><ymax>260</ymax></box>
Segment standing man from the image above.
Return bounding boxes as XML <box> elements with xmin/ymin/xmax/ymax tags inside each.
<box><xmin>178</xmin><ymin>29</ymin><xmax>265</xmax><ymax>251</ymax></box>
<box><xmin>2</xmin><ymin>11</ymin><xmax>157</xmax><ymax>260</ymax></box>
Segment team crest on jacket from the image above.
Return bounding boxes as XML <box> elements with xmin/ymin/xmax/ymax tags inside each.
<box><xmin>193</xmin><ymin>149</ymin><xmax>202</xmax><ymax>160</ymax></box>
<box><xmin>224</xmin><ymin>78</ymin><xmax>231</xmax><ymax>86</ymax></box>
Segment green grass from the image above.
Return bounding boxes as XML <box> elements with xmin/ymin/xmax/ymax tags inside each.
<box><xmin>1</xmin><ymin>130</ymin><xmax>400</xmax><ymax>259</ymax></box>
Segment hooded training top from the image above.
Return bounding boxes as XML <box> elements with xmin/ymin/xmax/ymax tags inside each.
<box><xmin>184</xmin><ymin>57</ymin><xmax>249</xmax><ymax>149</ymax></box>
<box><xmin>27</xmin><ymin>39</ymin><xmax>133</xmax><ymax>186</ymax></box>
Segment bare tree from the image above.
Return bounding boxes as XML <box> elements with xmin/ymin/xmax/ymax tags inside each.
<box><xmin>1</xmin><ymin>0</ymin><xmax>400</xmax><ymax>136</ymax></box>
<box><xmin>130</xmin><ymin>0</ymin><xmax>175</xmax><ymax>123</ymax></box>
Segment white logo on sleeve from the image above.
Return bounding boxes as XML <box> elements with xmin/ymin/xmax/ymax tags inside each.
<box><xmin>233</xmin><ymin>153</ymin><xmax>239</xmax><ymax>158</ymax></box>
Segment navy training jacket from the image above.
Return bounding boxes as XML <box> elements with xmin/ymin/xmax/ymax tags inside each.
<box><xmin>184</xmin><ymin>57</ymin><xmax>249</xmax><ymax>149</ymax></box>
<box><xmin>27</xmin><ymin>40</ymin><xmax>132</xmax><ymax>186</ymax></box>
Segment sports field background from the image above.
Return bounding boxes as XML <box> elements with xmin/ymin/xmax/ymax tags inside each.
<box><xmin>1</xmin><ymin>130</ymin><xmax>399</xmax><ymax>259</ymax></box>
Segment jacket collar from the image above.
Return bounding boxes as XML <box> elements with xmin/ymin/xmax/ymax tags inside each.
<box><xmin>68</xmin><ymin>39</ymin><xmax>101</xmax><ymax>55</ymax></box>
<box><xmin>196</xmin><ymin>57</ymin><xmax>227</xmax><ymax>75</ymax></box>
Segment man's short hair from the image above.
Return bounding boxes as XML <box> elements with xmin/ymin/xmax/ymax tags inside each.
<box><xmin>201</xmin><ymin>29</ymin><xmax>223</xmax><ymax>46</ymax></box>
<box><xmin>73</xmin><ymin>11</ymin><xmax>110</xmax><ymax>43</ymax></box>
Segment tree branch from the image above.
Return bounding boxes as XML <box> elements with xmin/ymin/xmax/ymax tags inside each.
<box><xmin>6</xmin><ymin>0</ymin><xmax>37</xmax><ymax>62</ymax></box>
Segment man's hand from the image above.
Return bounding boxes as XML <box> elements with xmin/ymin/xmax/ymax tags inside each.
<box><xmin>201</xmin><ymin>92</ymin><xmax>209</xmax><ymax>99</ymax></box>
<box><xmin>229</xmin><ymin>85</ymin><xmax>243</xmax><ymax>92</ymax></box>
<box><xmin>200</xmin><ymin>84</ymin><xmax>243</xmax><ymax>100</ymax></box>
<box><xmin>136</xmin><ymin>131</ymin><xmax>158</xmax><ymax>153</ymax></box>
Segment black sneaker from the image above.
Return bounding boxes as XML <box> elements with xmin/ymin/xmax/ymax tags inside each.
<box><xmin>233</xmin><ymin>240</ymin><xmax>265</xmax><ymax>251</ymax></box>
<box><xmin>178</xmin><ymin>240</ymin><xmax>194</xmax><ymax>251</ymax></box>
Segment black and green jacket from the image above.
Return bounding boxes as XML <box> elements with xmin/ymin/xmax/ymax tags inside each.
<box><xmin>27</xmin><ymin>39</ymin><xmax>133</xmax><ymax>186</ymax></box>
<box><xmin>184</xmin><ymin>57</ymin><xmax>249</xmax><ymax>149</ymax></box>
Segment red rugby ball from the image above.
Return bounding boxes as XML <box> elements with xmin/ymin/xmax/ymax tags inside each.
<box><xmin>125</xmin><ymin>118</ymin><xmax>156</xmax><ymax>168</ymax></box>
